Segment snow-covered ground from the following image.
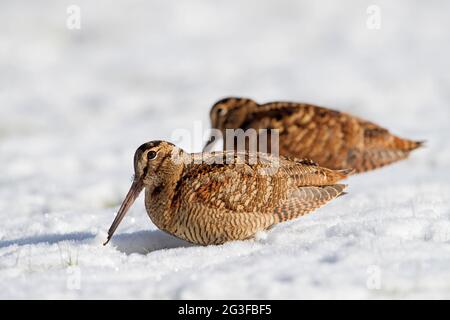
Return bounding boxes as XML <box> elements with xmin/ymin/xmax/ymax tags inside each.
<box><xmin>1</xmin><ymin>0</ymin><xmax>450</xmax><ymax>299</ymax></box>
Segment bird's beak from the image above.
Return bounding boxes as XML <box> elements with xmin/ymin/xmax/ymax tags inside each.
<box><xmin>203</xmin><ymin>135</ymin><xmax>217</xmax><ymax>152</ymax></box>
<box><xmin>103</xmin><ymin>179</ymin><xmax>143</xmax><ymax>245</ymax></box>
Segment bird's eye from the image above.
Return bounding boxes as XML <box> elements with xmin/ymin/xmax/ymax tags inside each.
<box><xmin>147</xmin><ymin>151</ymin><xmax>158</xmax><ymax>160</ymax></box>
<box><xmin>217</xmin><ymin>107</ymin><xmax>227</xmax><ymax>116</ymax></box>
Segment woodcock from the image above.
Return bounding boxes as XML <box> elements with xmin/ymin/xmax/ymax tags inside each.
<box><xmin>203</xmin><ymin>97</ymin><xmax>423</xmax><ymax>173</ymax></box>
<box><xmin>104</xmin><ymin>140</ymin><xmax>350</xmax><ymax>246</ymax></box>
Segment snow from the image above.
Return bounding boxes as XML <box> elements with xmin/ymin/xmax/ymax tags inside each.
<box><xmin>1</xmin><ymin>0</ymin><xmax>450</xmax><ymax>299</ymax></box>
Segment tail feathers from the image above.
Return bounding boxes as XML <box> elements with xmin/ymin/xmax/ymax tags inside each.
<box><xmin>349</xmin><ymin>138</ymin><xmax>424</xmax><ymax>173</ymax></box>
<box><xmin>324</xmin><ymin>168</ymin><xmax>354</xmax><ymax>183</ymax></box>
<box><xmin>273</xmin><ymin>184</ymin><xmax>346</xmax><ymax>222</ymax></box>
<box><xmin>336</xmin><ymin>168</ymin><xmax>355</xmax><ymax>177</ymax></box>
<box><xmin>360</xmin><ymin>146</ymin><xmax>419</xmax><ymax>172</ymax></box>
<box><xmin>338</xmin><ymin>191</ymin><xmax>348</xmax><ymax>198</ymax></box>
<box><xmin>393</xmin><ymin>137</ymin><xmax>425</xmax><ymax>152</ymax></box>
<box><xmin>411</xmin><ymin>140</ymin><xmax>425</xmax><ymax>150</ymax></box>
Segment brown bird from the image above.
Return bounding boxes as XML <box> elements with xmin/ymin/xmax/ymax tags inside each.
<box><xmin>104</xmin><ymin>140</ymin><xmax>350</xmax><ymax>246</ymax></box>
<box><xmin>203</xmin><ymin>97</ymin><xmax>423</xmax><ymax>173</ymax></box>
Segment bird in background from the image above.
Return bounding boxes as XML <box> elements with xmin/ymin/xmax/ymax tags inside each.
<box><xmin>203</xmin><ymin>97</ymin><xmax>423</xmax><ymax>173</ymax></box>
<box><xmin>104</xmin><ymin>140</ymin><xmax>350</xmax><ymax>246</ymax></box>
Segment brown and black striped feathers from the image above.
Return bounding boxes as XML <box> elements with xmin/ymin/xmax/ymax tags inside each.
<box><xmin>206</xmin><ymin>98</ymin><xmax>423</xmax><ymax>173</ymax></box>
<box><xmin>160</xmin><ymin>151</ymin><xmax>348</xmax><ymax>244</ymax></box>
<box><xmin>105</xmin><ymin>141</ymin><xmax>349</xmax><ymax>246</ymax></box>
<box><xmin>176</xmin><ymin>151</ymin><xmax>347</xmax><ymax>213</ymax></box>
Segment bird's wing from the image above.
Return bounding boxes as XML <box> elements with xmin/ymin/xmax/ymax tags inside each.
<box><xmin>176</xmin><ymin>151</ymin><xmax>349</xmax><ymax>214</ymax></box>
<box><xmin>241</xmin><ymin>102</ymin><xmax>363</xmax><ymax>169</ymax></box>
<box><xmin>343</xmin><ymin>120</ymin><xmax>423</xmax><ymax>171</ymax></box>
<box><xmin>273</xmin><ymin>184</ymin><xmax>346</xmax><ymax>222</ymax></box>
<box><xmin>359</xmin><ymin>120</ymin><xmax>393</xmax><ymax>148</ymax></box>
<box><xmin>359</xmin><ymin>120</ymin><xmax>422</xmax><ymax>150</ymax></box>
<box><xmin>240</xmin><ymin>101</ymin><xmax>422</xmax><ymax>172</ymax></box>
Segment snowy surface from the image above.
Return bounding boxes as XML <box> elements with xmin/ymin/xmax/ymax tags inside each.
<box><xmin>1</xmin><ymin>0</ymin><xmax>450</xmax><ymax>299</ymax></box>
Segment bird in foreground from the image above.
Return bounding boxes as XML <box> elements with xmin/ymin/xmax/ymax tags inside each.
<box><xmin>204</xmin><ymin>97</ymin><xmax>423</xmax><ymax>173</ymax></box>
<box><xmin>104</xmin><ymin>140</ymin><xmax>350</xmax><ymax>246</ymax></box>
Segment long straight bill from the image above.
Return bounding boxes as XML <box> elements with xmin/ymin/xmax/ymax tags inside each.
<box><xmin>103</xmin><ymin>179</ymin><xmax>143</xmax><ymax>245</ymax></box>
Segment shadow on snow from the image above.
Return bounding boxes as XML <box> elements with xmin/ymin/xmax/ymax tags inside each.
<box><xmin>0</xmin><ymin>230</ymin><xmax>193</xmax><ymax>254</ymax></box>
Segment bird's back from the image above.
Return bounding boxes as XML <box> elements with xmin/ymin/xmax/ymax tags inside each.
<box><xmin>240</xmin><ymin>102</ymin><xmax>422</xmax><ymax>172</ymax></box>
<box><xmin>165</xmin><ymin>151</ymin><xmax>348</xmax><ymax>245</ymax></box>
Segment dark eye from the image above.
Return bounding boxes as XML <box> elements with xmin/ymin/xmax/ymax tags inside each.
<box><xmin>217</xmin><ymin>107</ymin><xmax>227</xmax><ymax>116</ymax></box>
<box><xmin>147</xmin><ymin>151</ymin><xmax>157</xmax><ymax>160</ymax></box>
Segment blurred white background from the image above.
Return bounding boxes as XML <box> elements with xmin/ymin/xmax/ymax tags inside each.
<box><xmin>0</xmin><ymin>0</ymin><xmax>449</xmax><ymax>299</ymax></box>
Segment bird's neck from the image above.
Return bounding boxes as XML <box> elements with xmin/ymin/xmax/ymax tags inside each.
<box><xmin>144</xmin><ymin>161</ymin><xmax>185</xmax><ymax>232</ymax></box>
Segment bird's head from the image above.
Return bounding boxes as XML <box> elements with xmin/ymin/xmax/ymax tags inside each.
<box><xmin>203</xmin><ymin>97</ymin><xmax>258</xmax><ymax>151</ymax></box>
<box><xmin>104</xmin><ymin>140</ymin><xmax>184</xmax><ymax>245</ymax></box>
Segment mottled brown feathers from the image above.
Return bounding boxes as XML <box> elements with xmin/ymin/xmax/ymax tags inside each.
<box><xmin>106</xmin><ymin>96</ymin><xmax>423</xmax><ymax>247</ymax></box>
<box><xmin>139</xmin><ymin>146</ymin><xmax>349</xmax><ymax>245</ymax></box>
<box><xmin>207</xmin><ymin>97</ymin><xmax>423</xmax><ymax>173</ymax></box>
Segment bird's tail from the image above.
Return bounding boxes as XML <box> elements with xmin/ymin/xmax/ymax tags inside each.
<box><xmin>392</xmin><ymin>136</ymin><xmax>425</xmax><ymax>152</ymax></box>
<box><xmin>273</xmin><ymin>184</ymin><xmax>347</xmax><ymax>222</ymax></box>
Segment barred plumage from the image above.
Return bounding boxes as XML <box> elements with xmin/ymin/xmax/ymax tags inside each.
<box><xmin>204</xmin><ymin>97</ymin><xmax>423</xmax><ymax>173</ymax></box>
<box><xmin>104</xmin><ymin>141</ymin><xmax>349</xmax><ymax>246</ymax></box>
